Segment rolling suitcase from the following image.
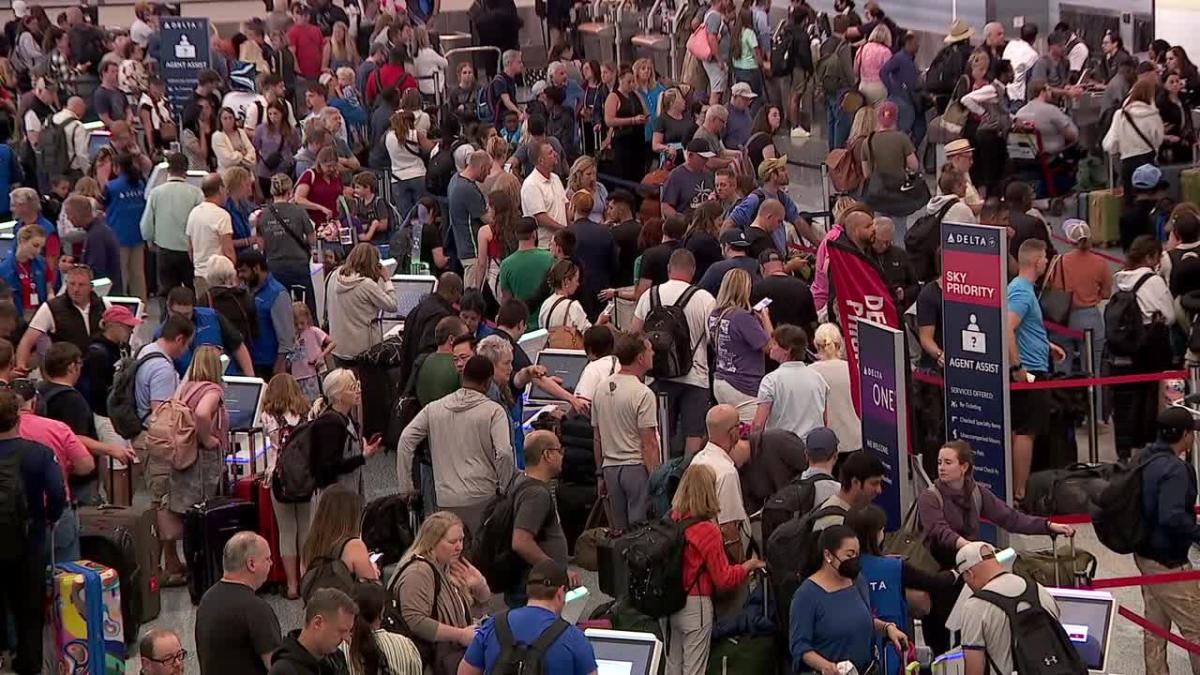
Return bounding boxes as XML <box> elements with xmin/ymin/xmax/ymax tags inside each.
<box><xmin>184</xmin><ymin>455</ymin><xmax>256</xmax><ymax>604</ymax></box>
<box><xmin>47</xmin><ymin>560</ymin><xmax>126</xmax><ymax>674</ymax></box>
<box><xmin>1088</xmin><ymin>157</ymin><xmax>1121</xmax><ymax>246</ymax></box>
<box><xmin>1184</xmin><ymin>166</ymin><xmax>1200</xmax><ymax>205</ymax></box>
<box><xmin>232</xmin><ymin>428</ymin><xmax>287</xmax><ymax>589</ymax></box>
<box><xmin>78</xmin><ymin>498</ymin><xmax>162</xmax><ymax>645</ymax></box>
<box><xmin>1014</xmin><ymin>533</ymin><xmax>1097</xmax><ymax>589</ymax></box>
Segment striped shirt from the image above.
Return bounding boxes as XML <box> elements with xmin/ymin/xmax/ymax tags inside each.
<box><xmin>339</xmin><ymin>629</ymin><xmax>423</xmax><ymax>675</ymax></box>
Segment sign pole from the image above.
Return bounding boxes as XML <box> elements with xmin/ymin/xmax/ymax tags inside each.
<box><xmin>858</xmin><ymin>318</ymin><xmax>911</xmax><ymax>531</ymax></box>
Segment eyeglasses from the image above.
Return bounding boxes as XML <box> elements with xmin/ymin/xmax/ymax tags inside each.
<box><xmin>148</xmin><ymin>649</ymin><xmax>188</xmax><ymax>665</ymax></box>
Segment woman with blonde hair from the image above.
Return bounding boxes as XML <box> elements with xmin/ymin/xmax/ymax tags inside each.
<box><xmin>300</xmin><ymin>486</ymin><xmax>379</xmax><ymax>602</ymax></box>
<box><xmin>708</xmin><ymin>269</ymin><xmax>772</xmax><ymax>422</ymax></box>
<box><xmin>811</xmin><ymin>323</ymin><xmax>861</xmax><ymax>452</ymax></box>
<box><xmin>386</xmin><ymin>109</ymin><xmax>434</xmax><ymax>220</ymax></box>
<box><xmin>324</xmin><ymin>20</ymin><xmax>360</xmax><ymax>71</ymax></box>
<box><xmin>263</xmin><ymin>372</ymin><xmax>313</xmax><ymax>599</ymax></box>
<box><xmin>856</xmin><ymin>24</ymin><xmax>893</xmax><ymax>105</ymax></box>
<box><xmin>328</xmin><ymin>243</ymin><xmax>397</xmax><ymax>363</ymax></box>
<box><xmin>667</xmin><ymin>464</ymin><xmax>765</xmax><ymax>675</ymax></box>
<box><xmin>389</xmin><ymin>511</ymin><xmax>491</xmax><ymax>675</ymax></box>
<box><xmin>411</xmin><ymin>25</ymin><xmax>448</xmax><ymax>98</ymax></box>
<box><xmin>308</xmin><ymin>368</ymin><xmax>384</xmax><ymax>493</ymax></box>
<box><xmin>222</xmin><ymin>165</ymin><xmax>259</xmax><ymax>253</ymax></box>
<box><xmin>566</xmin><ymin>155</ymin><xmax>608</xmax><ymax>222</ymax></box>
<box><xmin>651</xmin><ymin>87</ymin><xmax>697</xmax><ymax>165</ymax></box>
<box><xmin>166</xmin><ymin>346</ymin><xmax>228</xmax><ymax>528</ymax></box>
<box><xmin>633</xmin><ymin>57</ymin><xmax>667</xmax><ymax>143</ymax></box>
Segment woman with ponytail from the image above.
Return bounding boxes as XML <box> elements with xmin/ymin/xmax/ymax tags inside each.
<box><xmin>342</xmin><ymin>582</ymin><xmax>423</xmax><ymax>675</ymax></box>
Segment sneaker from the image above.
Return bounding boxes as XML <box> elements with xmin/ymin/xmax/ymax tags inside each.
<box><xmin>790</xmin><ymin>126</ymin><xmax>811</xmax><ymax>138</ymax></box>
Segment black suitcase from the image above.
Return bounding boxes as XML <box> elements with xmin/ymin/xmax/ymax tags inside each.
<box><xmin>184</xmin><ymin>496</ymin><xmax>257</xmax><ymax>604</ymax></box>
<box><xmin>596</xmin><ymin>532</ymin><xmax>629</xmax><ymax>599</ymax></box>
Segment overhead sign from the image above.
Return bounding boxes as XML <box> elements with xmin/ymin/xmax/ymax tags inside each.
<box><xmin>941</xmin><ymin>222</ymin><xmax>1011</xmax><ymax>505</ymax></box>
<box><xmin>158</xmin><ymin>18</ymin><xmax>210</xmax><ymax>120</ymax></box>
<box><xmin>858</xmin><ymin>318</ymin><xmax>910</xmax><ymax>531</ymax></box>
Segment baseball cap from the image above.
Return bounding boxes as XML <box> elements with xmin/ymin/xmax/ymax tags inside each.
<box><xmin>12</xmin><ymin>1</ymin><xmax>28</xmax><ymax>18</ymax></box>
<box><xmin>804</xmin><ymin>427</ymin><xmax>839</xmax><ymax>461</ymax></box>
<box><xmin>686</xmin><ymin>138</ymin><xmax>716</xmax><ymax>158</ymax></box>
<box><xmin>758</xmin><ymin>156</ymin><xmax>788</xmax><ymax>182</ymax></box>
<box><xmin>719</xmin><ymin>229</ymin><xmax>751</xmax><ymax>249</ymax></box>
<box><xmin>526</xmin><ymin>560</ymin><xmax>570</xmax><ymax>589</ymax></box>
<box><xmin>955</xmin><ymin>541</ymin><xmax>998</xmax><ymax>575</ymax></box>
<box><xmin>758</xmin><ymin>249</ymin><xmax>785</xmax><ymax>265</ymax></box>
<box><xmin>1062</xmin><ymin>218</ymin><xmax>1091</xmax><ymax>243</ymax></box>
<box><xmin>730</xmin><ymin>81</ymin><xmax>759</xmax><ymax>99</ymax></box>
<box><xmin>1132</xmin><ymin>164</ymin><xmax>1167</xmax><ymax>190</ymax></box>
<box><xmin>102</xmin><ymin>305</ymin><xmax>143</xmax><ymax>328</ymax></box>
<box><xmin>1158</xmin><ymin>406</ymin><xmax>1200</xmax><ymax>434</ymax></box>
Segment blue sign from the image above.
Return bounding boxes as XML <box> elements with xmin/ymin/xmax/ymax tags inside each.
<box><xmin>858</xmin><ymin>319</ymin><xmax>910</xmax><ymax>531</ymax></box>
<box><xmin>941</xmin><ymin>222</ymin><xmax>1011</xmax><ymax>504</ymax></box>
<box><xmin>158</xmin><ymin>18</ymin><xmax>210</xmax><ymax>120</ymax></box>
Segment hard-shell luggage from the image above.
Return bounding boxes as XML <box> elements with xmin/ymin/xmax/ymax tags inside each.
<box><xmin>1088</xmin><ymin>189</ymin><xmax>1121</xmax><ymax>246</ymax></box>
<box><xmin>1183</xmin><ymin>167</ymin><xmax>1200</xmax><ymax>205</ymax></box>
<box><xmin>47</xmin><ymin>560</ymin><xmax>125</xmax><ymax>674</ymax></box>
<box><xmin>78</xmin><ymin>502</ymin><xmax>161</xmax><ymax>644</ymax></box>
<box><xmin>232</xmin><ymin>427</ymin><xmax>286</xmax><ymax>588</ymax></box>
<box><xmin>184</xmin><ymin>496</ymin><xmax>257</xmax><ymax>604</ymax></box>
<box><xmin>1014</xmin><ymin>534</ymin><xmax>1097</xmax><ymax>588</ymax></box>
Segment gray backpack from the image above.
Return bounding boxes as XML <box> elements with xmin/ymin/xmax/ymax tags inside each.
<box><xmin>36</xmin><ymin>117</ymin><xmax>74</xmax><ymax>182</ymax></box>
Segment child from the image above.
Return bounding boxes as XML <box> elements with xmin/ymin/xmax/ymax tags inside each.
<box><xmin>291</xmin><ymin>302</ymin><xmax>336</xmax><ymax>400</ymax></box>
<box><xmin>350</xmin><ymin>171</ymin><xmax>390</xmax><ymax>243</ymax></box>
<box><xmin>499</xmin><ymin>109</ymin><xmax>522</xmax><ymax>147</ymax></box>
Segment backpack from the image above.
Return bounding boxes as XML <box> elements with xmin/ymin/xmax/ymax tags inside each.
<box><xmin>760</xmin><ymin>472</ymin><xmax>834</xmax><ymax>545</ymax></box>
<box><xmin>492</xmin><ymin>611</ymin><xmax>570</xmax><ymax>675</ymax></box>
<box><xmin>766</xmin><ymin>503</ymin><xmax>846</xmax><ymax>636</ymax></box>
<box><xmin>907</xmin><ymin>198</ymin><xmax>960</xmax><ymax>283</ymax></box>
<box><xmin>826</xmin><ymin>145</ymin><xmax>863</xmax><ymax>193</ymax></box>
<box><xmin>107</xmin><ymin>351</ymin><xmax>174</xmax><ymax>440</ymax></box>
<box><xmin>644</xmin><ymin>285</ymin><xmax>700</xmax><ymax>379</ymax></box>
<box><xmin>1091</xmin><ymin>453</ymin><xmax>1166</xmax><ymax>554</ymax></box>
<box><xmin>143</xmin><ymin>382</ymin><xmax>221</xmax><ymax>472</ymax></box>
<box><xmin>545</xmin><ymin>297</ymin><xmax>585</xmax><ymax>350</ymax></box>
<box><xmin>36</xmin><ymin>116</ymin><xmax>74</xmax><ymax>184</ymax></box>
<box><xmin>384</xmin><ymin>352</ymin><xmax>429</xmax><ymax>451</ymax></box>
<box><xmin>770</xmin><ymin>23</ymin><xmax>795</xmax><ymax>75</ymax></box>
<box><xmin>299</xmin><ymin>537</ymin><xmax>357</xmax><ymax>604</ymax></box>
<box><xmin>925</xmin><ymin>44</ymin><xmax>965</xmax><ymax>96</ymax></box>
<box><xmin>272</xmin><ymin>414</ymin><xmax>330</xmax><ymax>503</ymax></box>
<box><xmin>0</xmin><ymin>445</ymin><xmax>28</xmax><ymax>561</ymax></box>
<box><xmin>469</xmin><ymin>480</ymin><xmax>540</xmax><ymax>592</ymax></box>
<box><xmin>813</xmin><ymin>37</ymin><xmax>851</xmax><ymax>99</ymax></box>
<box><xmin>370</xmin><ymin>67</ymin><xmax>417</xmax><ymax>109</ymax></box>
<box><xmin>477</xmin><ymin>74</ymin><xmax>502</xmax><ymax>123</ymax></box>
<box><xmin>1104</xmin><ymin>272</ymin><xmax>1155</xmax><ymax>357</ymax></box>
<box><xmin>361</xmin><ymin>495</ymin><xmax>417</xmax><ymax>569</ymax></box>
<box><xmin>974</xmin><ymin>576</ymin><xmax>1088</xmax><ymax>675</ymax></box>
<box><xmin>208</xmin><ymin>286</ymin><xmax>259</xmax><ymax>342</ymax></box>
<box><xmin>616</xmin><ymin>515</ymin><xmax>705</xmax><ymax>618</ymax></box>
<box><xmin>425</xmin><ymin>138</ymin><xmax>470</xmax><ymax>197</ymax></box>
<box><xmin>648</xmin><ymin>453</ymin><xmax>694</xmax><ymax>518</ymax></box>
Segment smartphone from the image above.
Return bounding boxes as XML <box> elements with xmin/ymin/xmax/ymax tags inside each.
<box><xmin>369</xmin><ymin>552</ymin><xmax>383</xmax><ymax>564</ymax></box>
<box><xmin>752</xmin><ymin>297</ymin><xmax>773</xmax><ymax>312</ymax></box>
<box><xmin>367</xmin><ymin>433</ymin><xmax>383</xmax><ymax>445</ymax></box>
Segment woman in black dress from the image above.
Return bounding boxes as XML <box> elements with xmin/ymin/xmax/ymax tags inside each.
<box><xmin>604</xmin><ymin>65</ymin><xmax>649</xmax><ymax>184</ymax></box>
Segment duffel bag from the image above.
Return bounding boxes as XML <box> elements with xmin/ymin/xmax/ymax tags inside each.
<box><xmin>1014</xmin><ymin>536</ymin><xmax>1097</xmax><ymax>589</ymax></box>
<box><xmin>1025</xmin><ymin>463</ymin><xmax>1123</xmax><ymax>516</ymax></box>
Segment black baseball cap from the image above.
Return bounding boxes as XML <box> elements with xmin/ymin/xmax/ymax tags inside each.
<box><xmin>720</xmin><ymin>229</ymin><xmax>751</xmax><ymax>248</ymax></box>
<box><xmin>1158</xmin><ymin>407</ymin><xmax>1200</xmax><ymax>434</ymax></box>
<box><xmin>686</xmin><ymin>138</ymin><xmax>716</xmax><ymax>158</ymax></box>
<box><xmin>526</xmin><ymin>560</ymin><xmax>570</xmax><ymax>589</ymax></box>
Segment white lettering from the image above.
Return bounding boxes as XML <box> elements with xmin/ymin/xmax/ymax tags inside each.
<box><xmin>871</xmin><ymin>383</ymin><xmax>896</xmax><ymax>412</ymax></box>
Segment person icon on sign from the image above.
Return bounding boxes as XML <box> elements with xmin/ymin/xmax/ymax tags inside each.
<box><xmin>962</xmin><ymin>313</ymin><xmax>986</xmax><ymax>354</ymax></box>
<box><xmin>175</xmin><ymin>35</ymin><xmax>196</xmax><ymax>59</ymax></box>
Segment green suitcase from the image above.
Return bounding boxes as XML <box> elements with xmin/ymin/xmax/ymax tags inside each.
<box><xmin>1088</xmin><ymin>189</ymin><xmax>1122</xmax><ymax>246</ymax></box>
<box><xmin>1183</xmin><ymin>167</ymin><xmax>1200</xmax><ymax>205</ymax></box>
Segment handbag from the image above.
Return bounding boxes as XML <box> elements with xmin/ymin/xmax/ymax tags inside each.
<box><xmin>862</xmin><ymin>134</ymin><xmax>930</xmax><ymax>216</ymax></box>
<box><xmin>928</xmin><ymin>76</ymin><xmax>969</xmax><ymax>144</ymax></box>
<box><xmin>686</xmin><ymin>13</ymin><xmax>714</xmax><ymax>62</ymax></box>
<box><xmin>1038</xmin><ymin>254</ymin><xmax>1073</xmax><ymax>325</ymax></box>
<box><xmin>882</xmin><ymin>496</ymin><xmax>940</xmax><ymax>576</ymax></box>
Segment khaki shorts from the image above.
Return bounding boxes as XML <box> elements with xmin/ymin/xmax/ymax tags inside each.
<box><xmin>791</xmin><ymin>68</ymin><xmax>811</xmax><ymax>96</ymax></box>
<box><xmin>140</xmin><ymin>437</ymin><xmax>171</xmax><ymax>510</ymax></box>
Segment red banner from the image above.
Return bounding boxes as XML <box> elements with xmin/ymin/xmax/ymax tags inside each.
<box><xmin>825</xmin><ymin>236</ymin><xmax>900</xmax><ymax>415</ymax></box>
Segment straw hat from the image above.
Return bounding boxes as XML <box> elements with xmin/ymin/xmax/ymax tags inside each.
<box><xmin>945</xmin><ymin>19</ymin><xmax>974</xmax><ymax>44</ymax></box>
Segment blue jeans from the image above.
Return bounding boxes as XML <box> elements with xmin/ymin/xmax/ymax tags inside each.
<box><xmin>49</xmin><ymin>505</ymin><xmax>80</xmax><ymax>564</ymax></box>
<box><xmin>1052</xmin><ymin>305</ymin><xmax>1105</xmax><ymax>413</ymax></box>
<box><xmin>391</xmin><ymin>177</ymin><xmax>426</xmax><ymax>226</ymax></box>
<box><xmin>827</xmin><ymin>94</ymin><xmax>850</xmax><ymax>149</ymax></box>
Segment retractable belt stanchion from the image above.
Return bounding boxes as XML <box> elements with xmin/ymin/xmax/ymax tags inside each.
<box><xmin>1191</xmin><ymin>363</ymin><xmax>1200</xmax><ymax>501</ymax></box>
<box><xmin>1084</xmin><ymin>328</ymin><xmax>1099</xmax><ymax>464</ymax></box>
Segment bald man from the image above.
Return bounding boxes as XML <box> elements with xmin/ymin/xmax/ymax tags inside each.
<box><xmin>689</xmin><ymin>404</ymin><xmax>752</xmax><ymax>561</ymax></box>
<box><xmin>195</xmin><ymin>531</ymin><xmax>282</xmax><ymax>674</ymax></box>
<box><xmin>841</xmin><ymin>208</ymin><xmax>878</xmax><ymax>252</ymax></box>
<box><xmin>747</xmin><ymin>198</ymin><xmax>786</xmax><ymax>259</ymax></box>
<box><xmin>507</xmin><ymin>429</ymin><xmax>579</xmax><ymax>605</ymax></box>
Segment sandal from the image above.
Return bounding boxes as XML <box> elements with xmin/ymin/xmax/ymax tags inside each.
<box><xmin>160</xmin><ymin>571</ymin><xmax>188</xmax><ymax>588</ymax></box>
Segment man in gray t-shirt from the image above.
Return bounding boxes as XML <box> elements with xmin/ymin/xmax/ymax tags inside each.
<box><xmin>509</xmin><ymin>431</ymin><xmax>573</xmax><ymax>604</ymax></box>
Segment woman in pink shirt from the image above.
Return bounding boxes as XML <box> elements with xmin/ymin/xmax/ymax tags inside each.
<box><xmin>855</xmin><ymin>24</ymin><xmax>894</xmax><ymax>105</ymax></box>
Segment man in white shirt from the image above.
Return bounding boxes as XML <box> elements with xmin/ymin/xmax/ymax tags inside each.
<box><xmin>520</xmin><ymin>138</ymin><xmax>568</xmax><ymax>248</ymax></box>
<box><xmin>185</xmin><ymin>174</ymin><xmax>235</xmax><ymax>297</ymax></box>
<box><xmin>1056</xmin><ymin>21</ymin><xmax>1089</xmax><ymax>76</ymax></box>
<box><xmin>1002</xmin><ymin>23</ymin><xmax>1041</xmax><ymax>103</ymax></box>
<box><xmin>753</xmin><ymin>324</ymin><xmax>828</xmax><ymax>436</ymax></box>
<box><xmin>631</xmin><ymin>249</ymin><xmax>716</xmax><ymax>456</ymax></box>
<box><xmin>689</xmin><ymin>404</ymin><xmax>751</xmax><ymax>560</ymax></box>
<box><xmin>574</xmin><ymin>326</ymin><xmax>619</xmax><ymax>405</ymax></box>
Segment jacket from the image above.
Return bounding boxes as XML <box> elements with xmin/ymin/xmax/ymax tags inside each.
<box><xmin>1138</xmin><ymin>441</ymin><xmax>1200</xmax><ymax>567</ymax></box>
<box><xmin>1113</xmin><ymin>267</ymin><xmax>1175</xmax><ymax>326</ymax></box>
<box><xmin>917</xmin><ymin>479</ymin><xmax>1051</xmax><ymax>569</ymax></box>
<box><xmin>396</xmin><ymin>388</ymin><xmax>515</xmax><ymax>508</ymax></box>
<box><xmin>310</xmin><ymin>409</ymin><xmax>366</xmax><ymax>489</ymax></box>
<box><xmin>327</xmin><ymin>271</ymin><xmax>396</xmax><ymax>360</ymax></box>
<box><xmin>925</xmin><ymin>194</ymin><xmax>976</xmax><ymax>225</ymax></box>
<box><xmin>1103</xmin><ymin>101</ymin><xmax>1164</xmax><ymax>159</ymax></box>
<box><xmin>0</xmin><ymin>254</ymin><xmax>46</xmax><ymax>316</ymax></box>
<box><xmin>269</xmin><ymin>631</ymin><xmax>350</xmax><ymax>675</ymax></box>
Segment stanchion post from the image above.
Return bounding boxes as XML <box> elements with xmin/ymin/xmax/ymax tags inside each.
<box><xmin>1084</xmin><ymin>329</ymin><xmax>1099</xmax><ymax>464</ymax></box>
<box><xmin>1191</xmin><ymin>364</ymin><xmax>1200</xmax><ymax>499</ymax></box>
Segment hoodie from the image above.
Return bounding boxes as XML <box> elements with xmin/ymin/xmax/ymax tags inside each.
<box><xmin>268</xmin><ymin>630</ymin><xmax>349</xmax><ymax>675</ymax></box>
<box><xmin>1113</xmin><ymin>267</ymin><xmax>1175</xmax><ymax>326</ymax></box>
<box><xmin>396</xmin><ymin>388</ymin><xmax>516</xmax><ymax>508</ymax></box>
<box><xmin>1103</xmin><ymin>101</ymin><xmax>1164</xmax><ymax>160</ymax></box>
<box><xmin>1137</xmin><ymin>441</ymin><xmax>1200</xmax><ymax>567</ymax></box>
<box><xmin>327</xmin><ymin>271</ymin><xmax>396</xmax><ymax>359</ymax></box>
<box><xmin>924</xmin><ymin>194</ymin><xmax>976</xmax><ymax>225</ymax></box>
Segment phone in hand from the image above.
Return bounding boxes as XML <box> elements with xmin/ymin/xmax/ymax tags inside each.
<box><xmin>367</xmin><ymin>433</ymin><xmax>383</xmax><ymax>445</ymax></box>
<box><xmin>752</xmin><ymin>297</ymin><xmax>773</xmax><ymax>312</ymax></box>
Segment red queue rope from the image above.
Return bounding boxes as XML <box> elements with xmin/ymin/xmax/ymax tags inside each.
<box><xmin>913</xmin><ymin>369</ymin><xmax>1188</xmax><ymax>390</ymax></box>
<box><xmin>1118</xmin><ymin>607</ymin><xmax>1200</xmax><ymax>655</ymax></box>
<box><xmin>1043</xmin><ymin>320</ymin><xmax>1086</xmax><ymax>340</ymax></box>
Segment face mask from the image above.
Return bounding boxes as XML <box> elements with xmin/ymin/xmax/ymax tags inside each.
<box><xmin>836</xmin><ymin>556</ymin><xmax>861</xmax><ymax>580</ymax></box>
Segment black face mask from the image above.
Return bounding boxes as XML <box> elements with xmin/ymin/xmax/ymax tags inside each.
<box><xmin>834</xmin><ymin>556</ymin><xmax>861</xmax><ymax>580</ymax></box>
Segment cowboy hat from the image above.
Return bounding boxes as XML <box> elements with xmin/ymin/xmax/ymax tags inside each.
<box><xmin>945</xmin><ymin>19</ymin><xmax>974</xmax><ymax>44</ymax></box>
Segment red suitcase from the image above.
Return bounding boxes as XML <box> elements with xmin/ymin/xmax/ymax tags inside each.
<box><xmin>231</xmin><ymin>428</ymin><xmax>287</xmax><ymax>588</ymax></box>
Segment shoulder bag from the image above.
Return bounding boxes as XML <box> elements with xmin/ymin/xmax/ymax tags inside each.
<box><xmin>1038</xmin><ymin>254</ymin><xmax>1073</xmax><ymax>325</ymax></box>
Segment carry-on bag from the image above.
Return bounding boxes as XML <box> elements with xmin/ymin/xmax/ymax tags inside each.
<box><xmin>232</xmin><ymin>427</ymin><xmax>287</xmax><ymax>588</ymax></box>
<box><xmin>47</xmin><ymin>560</ymin><xmax>126</xmax><ymax>674</ymax></box>
<box><xmin>78</xmin><ymin>499</ymin><xmax>161</xmax><ymax>642</ymax></box>
<box><xmin>184</xmin><ymin>454</ymin><xmax>256</xmax><ymax>604</ymax></box>
<box><xmin>1014</xmin><ymin>534</ymin><xmax>1097</xmax><ymax>588</ymax></box>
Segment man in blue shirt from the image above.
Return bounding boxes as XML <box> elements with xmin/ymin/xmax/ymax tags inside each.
<box><xmin>0</xmin><ymin>386</ymin><xmax>67</xmax><ymax>675</ymax></box>
<box><xmin>1006</xmin><ymin>238</ymin><xmax>1064</xmax><ymax>501</ymax></box>
<box><xmin>461</xmin><ymin>560</ymin><xmax>598</xmax><ymax>675</ymax></box>
<box><xmin>236</xmin><ymin>250</ymin><xmax>296</xmax><ymax>380</ymax></box>
<box><xmin>724</xmin><ymin>157</ymin><xmax>820</xmax><ymax>249</ymax></box>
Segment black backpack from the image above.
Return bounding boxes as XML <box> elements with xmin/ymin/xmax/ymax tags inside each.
<box><xmin>1104</xmin><ymin>272</ymin><xmax>1155</xmax><ymax>358</ymax></box>
<box><xmin>299</xmin><ymin>537</ymin><xmax>357</xmax><ymax>604</ymax></box>
<box><xmin>906</xmin><ymin>198</ymin><xmax>959</xmax><ymax>283</ymax></box>
<box><xmin>469</xmin><ymin>480</ymin><xmax>542</xmax><ymax>592</ymax></box>
<box><xmin>975</xmin><ymin>576</ymin><xmax>1088</xmax><ymax>675</ymax></box>
<box><xmin>761</xmin><ymin>472</ymin><xmax>834</xmax><ymax>545</ymax></box>
<box><xmin>925</xmin><ymin>44</ymin><xmax>965</xmax><ymax>96</ymax></box>
<box><xmin>766</xmin><ymin>503</ymin><xmax>846</xmax><ymax>636</ymax></box>
<box><xmin>491</xmin><ymin>610</ymin><xmax>570</xmax><ymax>675</ymax></box>
<box><xmin>425</xmin><ymin>138</ymin><xmax>470</xmax><ymax>197</ymax></box>
<box><xmin>271</xmin><ymin>415</ymin><xmax>325</xmax><ymax>503</ymax></box>
<box><xmin>361</xmin><ymin>495</ymin><xmax>417</xmax><ymax>569</ymax></box>
<box><xmin>0</xmin><ymin>446</ymin><xmax>28</xmax><ymax>561</ymax></box>
<box><xmin>107</xmin><ymin>351</ymin><xmax>172</xmax><ymax>440</ymax></box>
<box><xmin>644</xmin><ymin>285</ymin><xmax>700</xmax><ymax>379</ymax></box>
<box><xmin>1091</xmin><ymin>453</ymin><xmax>1166</xmax><ymax>554</ymax></box>
<box><xmin>617</xmin><ymin>515</ymin><xmax>705</xmax><ymax>618</ymax></box>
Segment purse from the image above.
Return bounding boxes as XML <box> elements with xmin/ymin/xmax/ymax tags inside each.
<box><xmin>862</xmin><ymin>134</ymin><xmax>930</xmax><ymax>217</ymax></box>
<box><xmin>686</xmin><ymin>13</ymin><xmax>714</xmax><ymax>61</ymax></box>
<box><xmin>929</xmin><ymin>76</ymin><xmax>969</xmax><ymax>144</ymax></box>
<box><xmin>882</xmin><ymin>495</ymin><xmax>940</xmax><ymax>576</ymax></box>
<box><xmin>1038</xmin><ymin>254</ymin><xmax>1073</xmax><ymax>325</ymax></box>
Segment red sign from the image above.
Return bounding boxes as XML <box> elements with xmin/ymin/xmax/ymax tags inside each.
<box><xmin>826</xmin><ymin>237</ymin><xmax>900</xmax><ymax>415</ymax></box>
